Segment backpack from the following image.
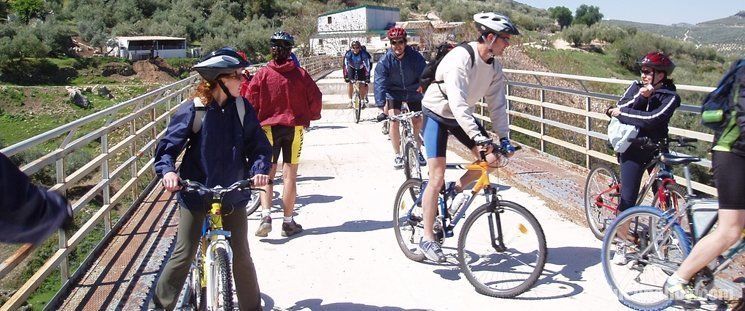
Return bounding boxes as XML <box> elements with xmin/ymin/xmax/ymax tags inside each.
<box><xmin>701</xmin><ymin>59</ymin><xmax>745</xmax><ymax>132</ymax></box>
<box><xmin>419</xmin><ymin>42</ymin><xmax>475</xmax><ymax>93</ymax></box>
<box><xmin>191</xmin><ymin>96</ymin><xmax>246</xmax><ymax>133</ymax></box>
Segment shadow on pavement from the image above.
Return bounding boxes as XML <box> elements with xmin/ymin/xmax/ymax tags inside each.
<box><xmin>259</xmin><ymin>220</ymin><xmax>390</xmax><ymax>245</ymax></box>
<box><xmin>278</xmin><ymin>298</ymin><xmax>432</xmax><ymax>311</ymax></box>
<box><xmin>295</xmin><ymin>194</ymin><xmax>343</xmax><ymax>208</ymax></box>
<box><xmin>296</xmin><ymin>175</ymin><xmax>335</xmax><ymax>183</ymax></box>
<box><xmin>512</xmin><ymin>246</ymin><xmax>600</xmax><ymax>300</ymax></box>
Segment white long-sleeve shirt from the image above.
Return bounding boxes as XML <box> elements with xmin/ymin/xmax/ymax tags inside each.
<box><xmin>421</xmin><ymin>42</ymin><xmax>510</xmax><ymax>139</ymax></box>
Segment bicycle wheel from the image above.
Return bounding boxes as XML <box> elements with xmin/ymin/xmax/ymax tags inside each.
<box><xmin>393</xmin><ymin>178</ymin><xmax>426</xmax><ymax>262</ymax></box>
<box><xmin>352</xmin><ymin>89</ymin><xmax>361</xmax><ymax>123</ymax></box>
<box><xmin>403</xmin><ymin>141</ymin><xmax>422</xmax><ymax>180</ymax></box>
<box><xmin>601</xmin><ymin>206</ymin><xmax>691</xmax><ymax>311</ymax></box>
<box><xmin>245</xmin><ymin>190</ymin><xmax>261</xmax><ymax>217</ymax></box>
<box><xmin>190</xmin><ymin>240</ymin><xmax>206</xmax><ymax>311</ymax></box>
<box><xmin>211</xmin><ymin>247</ymin><xmax>235</xmax><ymax>311</ymax></box>
<box><xmin>584</xmin><ymin>164</ymin><xmax>620</xmax><ymax>240</ymax></box>
<box><xmin>457</xmin><ymin>200</ymin><xmax>547</xmax><ymax>298</ymax></box>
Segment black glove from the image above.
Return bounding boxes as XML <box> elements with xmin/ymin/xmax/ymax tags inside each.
<box><xmin>605</xmin><ymin>106</ymin><xmax>614</xmax><ymax>118</ymax></box>
<box><xmin>344</xmin><ymin>77</ymin><xmax>350</xmax><ymax>83</ymax></box>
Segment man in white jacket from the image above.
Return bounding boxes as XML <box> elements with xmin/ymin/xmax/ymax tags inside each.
<box><xmin>417</xmin><ymin>12</ymin><xmax>519</xmax><ymax>262</ymax></box>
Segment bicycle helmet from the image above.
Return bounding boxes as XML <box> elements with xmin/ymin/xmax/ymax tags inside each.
<box><xmin>387</xmin><ymin>27</ymin><xmax>407</xmax><ymax>40</ymax></box>
<box><xmin>473</xmin><ymin>12</ymin><xmax>519</xmax><ymax>36</ymax></box>
<box><xmin>637</xmin><ymin>52</ymin><xmax>675</xmax><ymax>75</ymax></box>
<box><xmin>270</xmin><ymin>31</ymin><xmax>295</xmax><ymax>47</ymax></box>
<box><xmin>193</xmin><ymin>47</ymin><xmax>249</xmax><ymax>82</ymax></box>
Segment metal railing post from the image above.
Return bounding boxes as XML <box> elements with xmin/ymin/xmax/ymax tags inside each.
<box><xmin>55</xmin><ymin>146</ymin><xmax>69</xmax><ymax>282</ymax></box>
<box><xmin>101</xmin><ymin>132</ymin><xmax>111</xmax><ymax>233</ymax></box>
<box><xmin>539</xmin><ymin>89</ymin><xmax>545</xmax><ymax>152</ymax></box>
<box><xmin>585</xmin><ymin>96</ymin><xmax>591</xmax><ymax>169</ymax></box>
<box><xmin>505</xmin><ymin>84</ymin><xmax>511</xmax><ymax>135</ymax></box>
<box><xmin>130</xmin><ymin>120</ymin><xmax>137</xmax><ymax>200</ymax></box>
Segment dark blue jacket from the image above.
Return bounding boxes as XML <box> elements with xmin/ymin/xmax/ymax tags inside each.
<box><xmin>154</xmin><ymin>97</ymin><xmax>272</xmax><ymax>210</ymax></box>
<box><xmin>0</xmin><ymin>152</ymin><xmax>68</xmax><ymax>244</ymax></box>
<box><xmin>374</xmin><ymin>45</ymin><xmax>427</xmax><ymax>106</ymax></box>
<box><xmin>616</xmin><ymin>81</ymin><xmax>681</xmax><ymax>142</ymax></box>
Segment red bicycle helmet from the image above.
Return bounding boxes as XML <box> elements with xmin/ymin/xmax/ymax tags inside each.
<box><xmin>387</xmin><ymin>27</ymin><xmax>407</xmax><ymax>40</ymax></box>
<box><xmin>637</xmin><ymin>52</ymin><xmax>675</xmax><ymax>75</ymax></box>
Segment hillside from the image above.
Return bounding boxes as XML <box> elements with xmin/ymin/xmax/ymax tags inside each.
<box><xmin>605</xmin><ymin>11</ymin><xmax>745</xmax><ymax>57</ymax></box>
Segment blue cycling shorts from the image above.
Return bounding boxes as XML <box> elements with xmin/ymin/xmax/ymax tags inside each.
<box><xmin>421</xmin><ymin>108</ymin><xmax>487</xmax><ymax>158</ymax></box>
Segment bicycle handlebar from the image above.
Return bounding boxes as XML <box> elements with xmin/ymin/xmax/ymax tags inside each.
<box><xmin>179</xmin><ymin>179</ymin><xmax>256</xmax><ymax>196</ymax></box>
<box><xmin>388</xmin><ymin>111</ymin><xmax>422</xmax><ymax>121</ymax></box>
<box><xmin>627</xmin><ymin>136</ymin><xmax>698</xmax><ymax>151</ymax></box>
<box><xmin>476</xmin><ymin>139</ymin><xmax>522</xmax><ymax>161</ymax></box>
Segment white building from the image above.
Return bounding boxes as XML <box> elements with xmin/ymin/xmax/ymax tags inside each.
<box><xmin>310</xmin><ymin>5</ymin><xmax>400</xmax><ymax>56</ymax></box>
<box><xmin>113</xmin><ymin>36</ymin><xmax>187</xmax><ymax>60</ymax></box>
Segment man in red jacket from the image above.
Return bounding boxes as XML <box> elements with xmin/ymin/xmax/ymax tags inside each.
<box><xmin>243</xmin><ymin>31</ymin><xmax>322</xmax><ymax>238</ymax></box>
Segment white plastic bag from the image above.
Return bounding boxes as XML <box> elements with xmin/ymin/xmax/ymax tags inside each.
<box><xmin>607</xmin><ymin>117</ymin><xmax>638</xmax><ymax>153</ymax></box>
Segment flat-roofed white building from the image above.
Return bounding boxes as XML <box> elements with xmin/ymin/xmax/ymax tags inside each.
<box><xmin>310</xmin><ymin>5</ymin><xmax>400</xmax><ymax>56</ymax></box>
<box><xmin>114</xmin><ymin>36</ymin><xmax>187</xmax><ymax>60</ymax></box>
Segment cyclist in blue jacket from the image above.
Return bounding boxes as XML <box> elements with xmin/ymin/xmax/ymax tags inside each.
<box><xmin>0</xmin><ymin>152</ymin><xmax>71</xmax><ymax>244</ymax></box>
<box><xmin>344</xmin><ymin>41</ymin><xmax>372</xmax><ymax>107</ymax></box>
<box><xmin>151</xmin><ymin>47</ymin><xmax>271</xmax><ymax>311</ymax></box>
<box><xmin>374</xmin><ymin>27</ymin><xmax>427</xmax><ymax>168</ymax></box>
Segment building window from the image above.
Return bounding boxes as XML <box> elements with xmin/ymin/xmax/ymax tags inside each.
<box><xmin>341</xmin><ymin>39</ymin><xmax>348</xmax><ymax>46</ymax></box>
<box><xmin>319</xmin><ymin>39</ymin><xmax>323</xmax><ymax>45</ymax></box>
<box><xmin>327</xmin><ymin>16</ymin><xmax>332</xmax><ymax>24</ymax></box>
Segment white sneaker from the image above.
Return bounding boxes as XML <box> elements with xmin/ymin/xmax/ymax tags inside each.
<box><xmin>393</xmin><ymin>155</ymin><xmax>404</xmax><ymax>169</ymax></box>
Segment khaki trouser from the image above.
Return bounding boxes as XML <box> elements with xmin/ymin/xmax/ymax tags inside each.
<box><xmin>154</xmin><ymin>203</ymin><xmax>261</xmax><ymax>310</ymax></box>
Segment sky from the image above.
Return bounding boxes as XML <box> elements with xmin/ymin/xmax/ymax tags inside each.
<box><xmin>516</xmin><ymin>0</ymin><xmax>744</xmax><ymax>25</ymax></box>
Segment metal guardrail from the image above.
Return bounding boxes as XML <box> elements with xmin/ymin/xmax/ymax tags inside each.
<box><xmin>0</xmin><ymin>55</ymin><xmax>341</xmax><ymax>310</ymax></box>
<box><xmin>473</xmin><ymin>69</ymin><xmax>717</xmax><ymax>196</ymax></box>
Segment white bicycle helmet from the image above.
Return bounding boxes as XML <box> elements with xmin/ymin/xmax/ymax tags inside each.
<box><xmin>193</xmin><ymin>47</ymin><xmax>249</xmax><ymax>82</ymax></box>
<box><xmin>473</xmin><ymin>12</ymin><xmax>519</xmax><ymax>36</ymax></box>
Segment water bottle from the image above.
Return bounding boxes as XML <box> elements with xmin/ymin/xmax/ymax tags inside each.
<box><xmin>448</xmin><ymin>193</ymin><xmax>471</xmax><ymax>216</ymax></box>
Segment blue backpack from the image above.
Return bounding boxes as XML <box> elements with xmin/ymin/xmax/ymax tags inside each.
<box><xmin>701</xmin><ymin>59</ymin><xmax>745</xmax><ymax>132</ymax></box>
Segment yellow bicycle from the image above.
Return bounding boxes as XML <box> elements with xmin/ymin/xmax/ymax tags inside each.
<box><xmin>181</xmin><ymin>179</ymin><xmax>258</xmax><ymax>311</ymax></box>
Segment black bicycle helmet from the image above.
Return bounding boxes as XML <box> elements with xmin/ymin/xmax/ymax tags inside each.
<box><xmin>351</xmin><ymin>40</ymin><xmax>361</xmax><ymax>47</ymax></box>
<box><xmin>270</xmin><ymin>31</ymin><xmax>295</xmax><ymax>47</ymax></box>
<box><xmin>193</xmin><ymin>47</ymin><xmax>249</xmax><ymax>82</ymax></box>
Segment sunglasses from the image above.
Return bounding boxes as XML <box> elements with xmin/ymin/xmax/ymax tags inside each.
<box><xmin>390</xmin><ymin>39</ymin><xmax>406</xmax><ymax>46</ymax></box>
<box><xmin>271</xmin><ymin>43</ymin><xmax>291</xmax><ymax>50</ymax></box>
<box><xmin>640</xmin><ymin>69</ymin><xmax>654</xmax><ymax>76</ymax></box>
<box><xmin>498</xmin><ymin>36</ymin><xmax>511</xmax><ymax>43</ymax></box>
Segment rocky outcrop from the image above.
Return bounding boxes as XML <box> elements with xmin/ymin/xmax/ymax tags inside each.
<box><xmin>65</xmin><ymin>86</ymin><xmax>91</xmax><ymax>109</ymax></box>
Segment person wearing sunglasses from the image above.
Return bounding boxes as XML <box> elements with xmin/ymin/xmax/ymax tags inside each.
<box><xmin>343</xmin><ymin>40</ymin><xmax>372</xmax><ymax>107</ymax></box>
<box><xmin>151</xmin><ymin>47</ymin><xmax>272</xmax><ymax>311</ymax></box>
<box><xmin>244</xmin><ymin>31</ymin><xmax>322</xmax><ymax>239</ymax></box>
<box><xmin>374</xmin><ymin>26</ymin><xmax>428</xmax><ymax>169</ymax></box>
<box><xmin>605</xmin><ymin>51</ymin><xmax>681</xmax><ymax>262</ymax></box>
<box><xmin>418</xmin><ymin>12</ymin><xmax>518</xmax><ymax>262</ymax></box>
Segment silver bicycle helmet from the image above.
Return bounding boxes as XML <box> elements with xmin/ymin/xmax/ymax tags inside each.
<box><xmin>473</xmin><ymin>12</ymin><xmax>519</xmax><ymax>36</ymax></box>
<box><xmin>193</xmin><ymin>47</ymin><xmax>249</xmax><ymax>82</ymax></box>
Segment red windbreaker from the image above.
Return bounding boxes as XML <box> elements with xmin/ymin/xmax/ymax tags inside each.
<box><xmin>242</xmin><ymin>60</ymin><xmax>322</xmax><ymax>127</ymax></box>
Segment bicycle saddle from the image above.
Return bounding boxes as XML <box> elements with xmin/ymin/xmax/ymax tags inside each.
<box><xmin>660</xmin><ymin>153</ymin><xmax>700</xmax><ymax>166</ymax></box>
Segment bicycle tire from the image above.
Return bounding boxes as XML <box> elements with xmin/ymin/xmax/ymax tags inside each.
<box><xmin>584</xmin><ymin>164</ymin><xmax>620</xmax><ymax>240</ymax></box>
<box><xmin>213</xmin><ymin>247</ymin><xmax>235</xmax><ymax>311</ymax></box>
<box><xmin>403</xmin><ymin>141</ymin><xmax>422</xmax><ymax>180</ymax></box>
<box><xmin>245</xmin><ymin>190</ymin><xmax>261</xmax><ymax>217</ymax></box>
<box><xmin>601</xmin><ymin>206</ymin><xmax>691</xmax><ymax>311</ymax></box>
<box><xmin>393</xmin><ymin>178</ymin><xmax>426</xmax><ymax>262</ymax></box>
<box><xmin>457</xmin><ymin>200</ymin><xmax>547</xmax><ymax>298</ymax></box>
<box><xmin>353</xmin><ymin>89</ymin><xmax>361</xmax><ymax>123</ymax></box>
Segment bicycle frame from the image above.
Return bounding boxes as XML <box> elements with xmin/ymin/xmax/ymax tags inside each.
<box><xmin>593</xmin><ymin>158</ymin><xmax>678</xmax><ymax>216</ymax></box>
<box><xmin>438</xmin><ymin>160</ymin><xmax>497</xmax><ymax>238</ymax></box>
<box><xmin>199</xmin><ymin>196</ymin><xmax>234</xmax><ymax>309</ymax></box>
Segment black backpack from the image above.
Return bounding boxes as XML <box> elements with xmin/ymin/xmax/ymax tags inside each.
<box><xmin>419</xmin><ymin>42</ymin><xmax>475</xmax><ymax>93</ymax></box>
<box><xmin>701</xmin><ymin>59</ymin><xmax>745</xmax><ymax>132</ymax></box>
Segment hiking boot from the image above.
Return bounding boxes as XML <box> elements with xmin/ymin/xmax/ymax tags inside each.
<box><xmin>281</xmin><ymin>220</ymin><xmax>304</xmax><ymax>237</ymax></box>
<box><xmin>255</xmin><ymin>215</ymin><xmax>272</xmax><ymax>237</ymax></box>
<box><xmin>376</xmin><ymin>112</ymin><xmax>388</xmax><ymax>122</ymax></box>
<box><xmin>393</xmin><ymin>155</ymin><xmax>404</xmax><ymax>169</ymax></box>
<box><xmin>418</xmin><ymin>239</ymin><xmax>445</xmax><ymax>262</ymax></box>
<box><xmin>663</xmin><ymin>276</ymin><xmax>703</xmax><ymax>309</ymax></box>
<box><xmin>417</xmin><ymin>151</ymin><xmax>427</xmax><ymax>166</ymax></box>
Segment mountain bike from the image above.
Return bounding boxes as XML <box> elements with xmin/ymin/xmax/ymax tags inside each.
<box><xmin>601</xmin><ymin>151</ymin><xmax>744</xmax><ymax>310</ymax></box>
<box><xmin>393</xmin><ymin>143</ymin><xmax>547</xmax><ymax>298</ymax></box>
<box><xmin>245</xmin><ymin>190</ymin><xmax>261</xmax><ymax>217</ymax></box>
<box><xmin>181</xmin><ymin>179</ymin><xmax>258</xmax><ymax>311</ymax></box>
<box><xmin>350</xmin><ymin>79</ymin><xmax>364</xmax><ymax>123</ymax></box>
<box><xmin>388</xmin><ymin>110</ymin><xmax>423</xmax><ymax>180</ymax></box>
<box><xmin>584</xmin><ymin>136</ymin><xmax>694</xmax><ymax>240</ymax></box>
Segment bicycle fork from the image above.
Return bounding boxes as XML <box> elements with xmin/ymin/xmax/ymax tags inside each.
<box><xmin>485</xmin><ymin>188</ymin><xmax>507</xmax><ymax>252</ymax></box>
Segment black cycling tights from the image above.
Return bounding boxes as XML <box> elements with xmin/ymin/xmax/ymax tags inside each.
<box><xmin>618</xmin><ymin>147</ymin><xmax>655</xmax><ymax>212</ymax></box>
